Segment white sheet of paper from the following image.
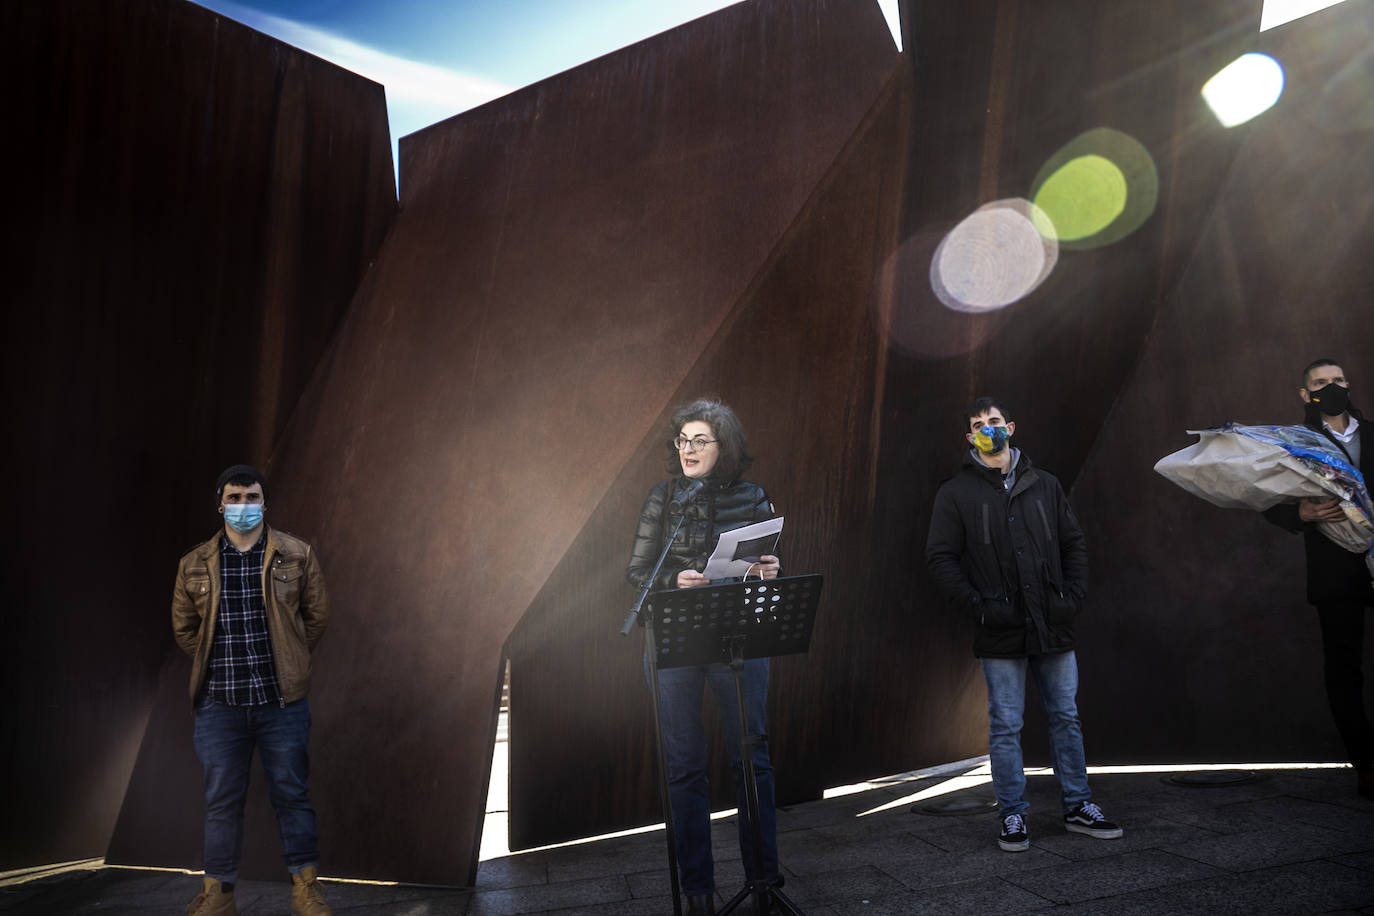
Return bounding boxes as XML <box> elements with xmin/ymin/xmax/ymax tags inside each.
<box><xmin>702</xmin><ymin>516</ymin><xmax>784</xmax><ymax>580</ymax></box>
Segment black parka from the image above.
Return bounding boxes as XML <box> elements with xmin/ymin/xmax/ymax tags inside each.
<box><xmin>627</xmin><ymin>476</ymin><xmax>774</xmax><ymax>591</ymax></box>
<box><xmin>926</xmin><ymin>449</ymin><xmax>1088</xmax><ymax>658</ymax></box>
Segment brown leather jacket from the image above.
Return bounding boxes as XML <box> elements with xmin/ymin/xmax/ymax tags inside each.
<box><xmin>171</xmin><ymin>526</ymin><xmax>329</xmax><ymax>703</ymax></box>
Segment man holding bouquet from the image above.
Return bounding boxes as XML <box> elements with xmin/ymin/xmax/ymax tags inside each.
<box><xmin>1264</xmin><ymin>359</ymin><xmax>1374</xmax><ymax>799</ymax></box>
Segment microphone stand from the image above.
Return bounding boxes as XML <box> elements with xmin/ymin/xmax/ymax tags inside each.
<box><xmin>621</xmin><ymin>509</ymin><xmax>692</xmax><ymax>916</ymax></box>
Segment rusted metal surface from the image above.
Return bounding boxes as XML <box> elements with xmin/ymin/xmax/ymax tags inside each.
<box><xmin>255</xmin><ymin>0</ymin><xmax>901</xmax><ymax>885</ymax></box>
<box><xmin>10</xmin><ymin>0</ymin><xmax>1374</xmax><ymax>888</ymax></box>
<box><xmin>0</xmin><ymin>0</ymin><xmax>395</xmax><ymax>873</ymax></box>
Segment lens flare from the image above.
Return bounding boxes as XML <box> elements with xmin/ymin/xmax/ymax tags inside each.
<box><xmin>1029</xmin><ymin>128</ymin><xmax>1158</xmax><ymax>250</ymax></box>
<box><xmin>929</xmin><ymin>199</ymin><xmax>1058</xmax><ymax>313</ymax></box>
<box><xmin>1202</xmin><ymin>53</ymin><xmax>1285</xmax><ymax>127</ymax></box>
<box><xmin>1313</xmin><ymin>46</ymin><xmax>1374</xmax><ymax>134</ymax></box>
<box><xmin>1033</xmin><ymin>155</ymin><xmax>1128</xmax><ymax>243</ymax></box>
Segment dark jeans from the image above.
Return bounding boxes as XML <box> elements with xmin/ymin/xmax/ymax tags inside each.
<box><xmin>1316</xmin><ymin>600</ymin><xmax>1374</xmax><ymax>772</ymax></box>
<box><xmin>192</xmin><ymin>696</ymin><xmax>319</xmax><ymax>883</ymax></box>
<box><xmin>648</xmin><ymin>655</ymin><xmax>778</xmax><ymax>896</ymax></box>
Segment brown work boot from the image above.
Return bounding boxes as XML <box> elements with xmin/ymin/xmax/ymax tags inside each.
<box><xmin>186</xmin><ymin>877</ymin><xmax>236</xmax><ymax>915</ymax></box>
<box><xmin>291</xmin><ymin>865</ymin><xmax>332</xmax><ymax>915</ymax></box>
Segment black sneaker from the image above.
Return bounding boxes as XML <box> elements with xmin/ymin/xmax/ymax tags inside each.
<box><xmin>1064</xmin><ymin>802</ymin><xmax>1123</xmax><ymax>839</ymax></box>
<box><xmin>998</xmin><ymin>812</ymin><xmax>1030</xmax><ymax>852</ymax></box>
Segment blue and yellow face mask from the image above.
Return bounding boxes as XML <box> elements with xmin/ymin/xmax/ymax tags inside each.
<box><xmin>971</xmin><ymin>424</ymin><xmax>1012</xmax><ymax>455</ymax></box>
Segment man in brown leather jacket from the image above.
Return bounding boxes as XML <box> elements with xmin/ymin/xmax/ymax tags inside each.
<box><xmin>171</xmin><ymin>464</ymin><xmax>331</xmax><ymax>916</ymax></box>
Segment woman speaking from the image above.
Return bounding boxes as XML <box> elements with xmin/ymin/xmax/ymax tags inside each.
<box><xmin>626</xmin><ymin>398</ymin><xmax>782</xmax><ymax>916</ymax></box>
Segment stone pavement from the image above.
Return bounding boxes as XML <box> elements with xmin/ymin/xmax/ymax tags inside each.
<box><xmin>4</xmin><ymin>762</ymin><xmax>1373</xmax><ymax>915</ymax></box>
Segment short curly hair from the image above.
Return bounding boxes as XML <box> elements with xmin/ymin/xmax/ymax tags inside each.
<box><xmin>663</xmin><ymin>398</ymin><xmax>754</xmax><ymax>483</ymax></box>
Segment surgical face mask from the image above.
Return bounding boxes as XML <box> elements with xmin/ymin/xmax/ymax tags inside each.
<box><xmin>223</xmin><ymin>503</ymin><xmax>264</xmax><ymax>533</ymax></box>
<box><xmin>971</xmin><ymin>424</ymin><xmax>1012</xmax><ymax>454</ymax></box>
<box><xmin>1309</xmin><ymin>382</ymin><xmax>1351</xmax><ymax>417</ymax></box>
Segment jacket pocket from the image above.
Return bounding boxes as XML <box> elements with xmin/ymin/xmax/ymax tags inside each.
<box><xmin>183</xmin><ymin>574</ymin><xmax>211</xmax><ymax>611</ymax></box>
<box><xmin>271</xmin><ymin>563</ymin><xmax>303</xmax><ymax>608</ymax></box>
<box><xmin>977</xmin><ymin>591</ymin><xmax>1021</xmax><ymax>629</ymax></box>
<box><xmin>1044</xmin><ymin>587</ymin><xmax>1081</xmax><ymax>625</ymax></box>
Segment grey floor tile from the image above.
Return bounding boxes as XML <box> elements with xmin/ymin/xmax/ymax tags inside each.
<box><xmin>1215</xmin><ymin>794</ymin><xmax>1374</xmax><ymax>837</ymax></box>
<box><xmin>773</xmin><ymin>864</ymin><xmax>908</xmax><ymax>907</ymax></box>
<box><xmin>1031</xmin><ymin>814</ymin><xmax>1217</xmax><ymax>861</ymax></box>
<box><xmin>314</xmin><ymin>880</ymin><xmax>471</xmax><ymax>910</ymax></box>
<box><xmin>543</xmin><ymin>837</ymin><xmax>668</xmax><ymax>884</ymax></box>
<box><xmin>1002</xmin><ymin>848</ymin><xmax>1222</xmax><ymax>905</ymax></box>
<box><xmin>623</xmin><ymin>868</ymin><xmax>670</xmax><ymax>899</ymax></box>
<box><xmin>1060</xmin><ymin>859</ymin><xmax>1374</xmax><ymax>916</ymax></box>
<box><xmin>330</xmin><ymin>899</ymin><xmax>471</xmax><ymax>915</ymax></box>
<box><xmin>1165</xmin><ymin>820</ymin><xmax>1374</xmax><ymax>871</ymax></box>
<box><xmin>826</xmin><ymin>876</ymin><xmax>1053</xmax><ymax>915</ymax></box>
<box><xmin>1334</xmin><ymin>851</ymin><xmax>1374</xmax><ymax>872</ymax></box>
<box><xmin>544</xmin><ymin>891</ymin><xmax>676</xmax><ymax>915</ymax></box>
<box><xmin>466</xmin><ymin>874</ymin><xmax>630</xmax><ymax>916</ymax></box>
<box><xmin>476</xmin><ymin>857</ymin><xmax>550</xmax><ymax>890</ymax></box>
<box><xmin>877</xmin><ymin>845</ymin><xmax>1070</xmax><ymax>891</ymax></box>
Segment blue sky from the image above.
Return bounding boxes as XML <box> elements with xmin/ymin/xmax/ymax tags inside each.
<box><xmin>190</xmin><ymin>0</ymin><xmax>902</xmax><ymax>179</ymax></box>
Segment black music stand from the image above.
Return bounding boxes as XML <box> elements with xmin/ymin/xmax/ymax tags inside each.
<box><xmin>648</xmin><ymin>574</ymin><xmax>823</xmax><ymax>916</ymax></box>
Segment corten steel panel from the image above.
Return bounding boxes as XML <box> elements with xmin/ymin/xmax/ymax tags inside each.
<box><xmin>882</xmin><ymin>0</ymin><xmax>1374</xmax><ymax>770</ymax></box>
<box><xmin>108</xmin><ymin>0</ymin><xmax>900</xmax><ymax>887</ymax></box>
<box><xmin>1071</xmin><ymin>3</ymin><xmax>1374</xmax><ymax>765</ymax></box>
<box><xmin>502</xmin><ymin>66</ymin><xmax>971</xmax><ymax>849</ymax></box>
<box><xmin>0</xmin><ymin>0</ymin><xmax>395</xmax><ymax>871</ymax></box>
<box><xmin>879</xmin><ymin>0</ymin><xmax>1284</xmax><ymax>766</ymax></box>
<box><xmin>502</xmin><ymin>0</ymin><xmax>1284</xmax><ymax>849</ymax></box>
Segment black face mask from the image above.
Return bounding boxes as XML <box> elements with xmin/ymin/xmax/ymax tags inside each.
<box><xmin>1309</xmin><ymin>382</ymin><xmax>1351</xmax><ymax>417</ymax></box>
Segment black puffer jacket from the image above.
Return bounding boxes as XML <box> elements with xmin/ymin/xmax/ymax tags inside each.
<box><xmin>926</xmin><ymin>450</ymin><xmax>1088</xmax><ymax>658</ymax></box>
<box><xmin>627</xmin><ymin>476</ymin><xmax>774</xmax><ymax>590</ymax></box>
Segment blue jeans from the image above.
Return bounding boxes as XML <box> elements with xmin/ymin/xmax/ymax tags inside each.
<box><xmin>648</xmin><ymin>655</ymin><xmax>778</xmax><ymax>896</ymax></box>
<box><xmin>981</xmin><ymin>650</ymin><xmax>1092</xmax><ymax>817</ymax></box>
<box><xmin>192</xmin><ymin>696</ymin><xmax>319</xmax><ymax>883</ymax></box>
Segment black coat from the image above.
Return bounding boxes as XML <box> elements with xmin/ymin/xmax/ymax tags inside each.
<box><xmin>627</xmin><ymin>476</ymin><xmax>774</xmax><ymax>591</ymax></box>
<box><xmin>926</xmin><ymin>449</ymin><xmax>1089</xmax><ymax>658</ymax></box>
<box><xmin>1262</xmin><ymin>418</ymin><xmax>1373</xmax><ymax>605</ymax></box>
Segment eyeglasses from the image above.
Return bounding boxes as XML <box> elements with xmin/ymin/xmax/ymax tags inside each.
<box><xmin>672</xmin><ymin>436</ymin><xmax>718</xmax><ymax>453</ymax></box>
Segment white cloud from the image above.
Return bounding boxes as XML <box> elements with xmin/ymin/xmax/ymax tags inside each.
<box><xmin>195</xmin><ymin>1</ymin><xmax>513</xmax><ymax>117</ymax></box>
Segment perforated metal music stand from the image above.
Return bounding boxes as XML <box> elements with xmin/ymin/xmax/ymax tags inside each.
<box><xmin>648</xmin><ymin>574</ymin><xmax>823</xmax><ymax>915</ymax></box>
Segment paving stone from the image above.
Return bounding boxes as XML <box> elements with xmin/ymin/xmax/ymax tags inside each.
<box><xmin>1031</xmin><ymin>813</ymin><xmax>1218</xmax><ymax>861</ymax></box>
<box><xmin>1052</xmin><ymin>859</ymin><xmax>1374</xmax><ymax>915</ymax></box>
<box><xmin>1334</xmin><ymin>851</ymin><xmax>1374</xmax><ymax>872</ymax></box>
<box><xmin>772</xmin><ymin>864</ymin><xmax>908</xmax><ymax>907</ymax></box>
<box><xmin>826</xmin><ymin>876</ymin><xmax>1053</xmax><ymax>915</ymax></box>
<box><xmin>466</xmin><ymin>875</ymin><xmax>630</xmax><ymax>915</ymax></box>
<box><xmin>1165</xmin><ymin>819</ymin><xmax>1374</xmax><ymax>871</ymax></box>
<box><xmin>475</xmin><ymin>857</ymin><xmax>550</xmax><ymax>890</ymax></box>
<box><xmin>5</xmin><ymin>767</ymin><xmax>1373</xmax><ymax>915</ymax></box>
<box><xmin>877</xmin><ymin>845</ymin><xmax>1070</xmax><ymax>891</ymax></box>
<box><xmin>1002</xmin><ymin>848</ymin><xmax>1222</xmax><ymax>904</ymax></box>
<box><xmin>330</xmin><ymin>898</ymin><xmax>471</xmax><ymax>915</ymax></box>
<box><xmin>544</xmin><ymin>891</ymin><xmax>677</xmax><ymax>914</ymax></box>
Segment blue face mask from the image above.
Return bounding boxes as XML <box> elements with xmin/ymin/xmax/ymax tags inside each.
<box><xmin>971</xmin><ymin>424</ymin><xmax>1012</xmax><ymax>455</ymax></box>
<box><xmin>223</xmin><ymin>503</ymin><xmax>264</xmax><ymax>533</ymax></box>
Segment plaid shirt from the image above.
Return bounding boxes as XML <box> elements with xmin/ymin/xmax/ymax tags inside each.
<box><xmin>205</xmin><ymin>534</ymin><xmax>281</xmax><ymax>706</ymax></box>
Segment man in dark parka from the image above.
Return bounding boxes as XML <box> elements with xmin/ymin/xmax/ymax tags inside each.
<box><xmin>926</xmin><ymin>397</ymin><xmax>1123</xmax><ymax>852</ymax></box>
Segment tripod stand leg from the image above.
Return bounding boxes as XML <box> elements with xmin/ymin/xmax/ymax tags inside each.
<box><xmin>646</xmin><ymin>632</ymin><xmax>684</xmax><ymax>916</ymax></box>
<box><xmin>716</xmin><ymin>649</ymin><xmax>802</xmax><ymax>915</ymax></box>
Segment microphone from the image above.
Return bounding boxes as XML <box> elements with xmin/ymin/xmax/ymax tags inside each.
<box><xmin>670</xmin><ymin>478</ymin><xmax>705</xmax><ymax>511</ymax></box>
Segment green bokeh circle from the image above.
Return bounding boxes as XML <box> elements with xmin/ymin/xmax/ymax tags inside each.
<box><xmin>1032</xmin><ymin>154</ymin><xmax>1127</xmax><ymax>243</ymax></box>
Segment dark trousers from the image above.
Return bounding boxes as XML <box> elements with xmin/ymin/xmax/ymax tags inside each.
<box><xmin>193</xmin><ymin>696</ymin><xmax>319</xmax><ymax>883</ymax></box>
<box><xmin>1316</xmin><ymin>600</ymin><xmax>1374</xmax><ymax>772</ymax></box>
